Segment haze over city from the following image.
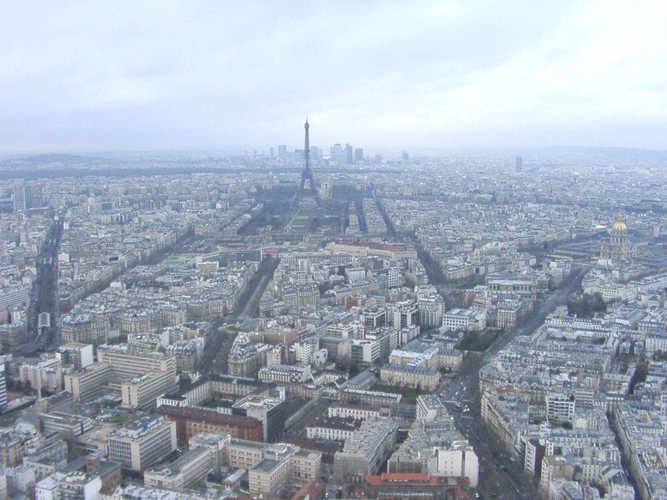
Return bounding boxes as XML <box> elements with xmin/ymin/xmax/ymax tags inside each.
<box><xmin>2</xmin><ymin>3</ymin><xmax>667</xmax><ymax>500</ymax></box>
<box><xmin>2</xmin><ymin>0</ymin><xmax>667</xmax><ymax>154</ymax></box>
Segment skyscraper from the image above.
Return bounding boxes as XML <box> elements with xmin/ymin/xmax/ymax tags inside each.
<box><xmin>515</xmin><ymin>156</ymin><xmax>523</xmax><ymax>172</ymax></box>
<box><xmin>330</xmin><ymin>143</ymin><xmax>343</xmax><ymax>162</ymax></box>
<box><xmin>354</xmin><ymin>148</ymin><xmax>364</xmax><ymax>162</ymax></box>
<box><xmin>345</xmin><ymin>144</ymin><xmax>353</xmax><ymax>163</ymax></box>
<box><xmin>13</xmin><ymin>184</ymin><xmax>44</xmax><ymax>212</ymax></box>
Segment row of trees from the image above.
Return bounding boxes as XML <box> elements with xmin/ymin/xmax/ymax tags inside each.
<box><xmin>567</xmin><ymin>292</ymin><xmax>607</xmax><ymax>318</ymax></box>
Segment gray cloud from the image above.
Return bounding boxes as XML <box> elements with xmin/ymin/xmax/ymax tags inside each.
<box><xmin>1</xmin><ymin>0</ymin><xmax>665</xmax><ymax>153</ymax></box>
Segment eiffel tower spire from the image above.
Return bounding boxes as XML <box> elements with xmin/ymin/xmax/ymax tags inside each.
<box><xmin>294</xmin><ymin>118</ymin><xmax>320</xmax><ymax>205</ymax></box>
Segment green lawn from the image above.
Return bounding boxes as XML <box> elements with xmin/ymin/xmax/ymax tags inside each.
<box><xmin>107</xmin><ymin>415</ymin><xmax>127</xmax><ymax>424</ymax></box>
<box><xmin>202</xmin><ymin>398</ymin><xmax>226</xmax><ymax>408</ymax></box>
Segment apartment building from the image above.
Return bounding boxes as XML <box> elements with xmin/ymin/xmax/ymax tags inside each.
<box><xmin>442</xmin><ymin>308</ymin><xmax>486</xmax><ymax>332</ymax></box>
<box><xmin>380</xmin><ymin>363</ymin><xmax>440</xmax><ymax>391</ymax></box>
<box><xmin>120</xmin><ymin>369</ymin><xmax>177</xmax><ymax>411</ymax></box>
<box><xmin>107</xmin><ymin>417</ymin><xmax>177</xmax><ymax>472</ymax></box>
<box><xmin>333</xmin><ymin>418</ymin><xmax>398</xmax><ymax>481</ymax></box>
<box><xmin>96</xmin><ymin>345</ymin><xmax>175</xmax><ymax>383</ymax></box>
<box><xmin>64</xmin><ymin>363</ymin><xmax>111</xmax><ymax>402</ymax></box>
<box><xmin>328</xmin><ymin>402</ymin><xmax>381</xmax><ymax>421</ymax></box>
<box><xmin>157</xmin><ymin>405</ymin><xmax>263</xmax><ymax>445</ymax></box>
<box><xmin>144</xmin><ymin>446</ymin><xmax>214</xmax><ymax>490</ymax></box>
<box><xmin>306</xmin><ymin>417</ymin><xmax>361</xmax><ymax>441</ymax></box>
<box><xmin>224</xmin><ymin>440</ymin><xmax>321</xmax><ymax>496</ymax></box>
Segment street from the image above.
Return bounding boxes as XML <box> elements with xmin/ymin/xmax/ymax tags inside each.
<box><xmin>375</xmin><ymin>200</ymin><xmax>590</xmax><ymax>499</ymax></box>
<box><xmin>199</xmin><ymin>256</ymin><xmax>279</xmax><ymax>374</ymax></box>
<box><xmin>235</xmin><ymin>256</ymin><xmax>279</xmax><ymax>320</ymax></box>
<box><xmin>25</xmin><ymin>216</ymin><xmax>63</xmax><ymax>353</ymax></box>
<box><xmin>439</xmin><ymin>266</ymin><xmax>589</xmax><ymax>499</ymax></box>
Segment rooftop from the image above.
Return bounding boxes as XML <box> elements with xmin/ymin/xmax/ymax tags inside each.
<box><xmin>252</xmin><ymin>457</ymin><xmax>281</xmax><ymax>473</ymax></box>
<box><xmin>157</xmin><ymin>405</ymin><xmax>262</xmax><ymax>429</ymax></box>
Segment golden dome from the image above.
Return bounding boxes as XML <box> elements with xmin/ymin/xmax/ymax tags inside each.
<box><xmin>612</xmin><ymin>210</ymin><xmax>627</xmax><ymax>232</ymax></box>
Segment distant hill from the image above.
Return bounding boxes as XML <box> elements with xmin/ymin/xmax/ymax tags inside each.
<box><xmin>533</xmin><ymin>146</ymin><xmax>667</xmax><ymax>162</ymax></box>
<box><xmin>5</xmin><ymin>153</ymin><xmax>98</xmax><ymax>163</ymax></box>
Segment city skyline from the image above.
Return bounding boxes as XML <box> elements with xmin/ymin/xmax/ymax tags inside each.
<box><xmin>2</xmin><ymin>2</ymin><xmax>667</xmax><ymax>498</ymax></box>
<box><xmin>2</xmin><ymin>1</ymin><xmax>666</xmax><ymax>154</ymax></box>
<box><xmin>3</xmin><ymin>157</ymin><xmax>666</xmax><ymax>498</ymax></box>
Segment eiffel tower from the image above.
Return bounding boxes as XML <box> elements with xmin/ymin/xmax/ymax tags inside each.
<box><xmin>293</xmin><ymin>119</ymin><xmax>320</xmax><ymax>206</ymax></box>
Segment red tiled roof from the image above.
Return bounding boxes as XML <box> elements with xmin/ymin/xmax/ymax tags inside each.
<box><xmin>157</xmin><ymin>404</ymin><xmax>261</xmax><ymax>428</ymax></box>
<box><xmin>364</xmin><ymin>473</ymin><xmax>446</xmax><ymax>486</ymax></box>
<box><xmin>290</xmin><ymin>481</ymin><xmax>326</xmax><ymax>500</ymax></box>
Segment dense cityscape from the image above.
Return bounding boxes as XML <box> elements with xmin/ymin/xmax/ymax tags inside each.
<box><xmin>2</xmin><ymin>1</ymin><xmax>667</xmax><ymax>497</ymax></box>
<box><xmin>0</xmin><ymin>121</ymin><xmax>666</xmax><ymax>499</ymax></box>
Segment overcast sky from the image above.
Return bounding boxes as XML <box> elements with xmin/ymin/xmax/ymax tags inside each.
<box><xmin>1</xmin><ymin>1</ymin><xmax>666</xmax><ymax>154</ymax></box>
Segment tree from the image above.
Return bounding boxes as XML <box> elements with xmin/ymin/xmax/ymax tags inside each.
<box><xmin>567</xmin><ymin>292</ymin><xmax>607</xmax><ymax>318</ymax></box>
<box><xmin>629</xmin><ymin>360</ymin><xmax>649</xmax><ymax>394</ymax></box>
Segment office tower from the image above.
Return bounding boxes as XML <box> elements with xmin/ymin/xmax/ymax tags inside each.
<box><xmin>64</xmin><ymin>363</ymin><xmax>111</xmax><ymax>402</ymax></box>
<box><xmin>94</xmin><ymin>345</ymin><xmax>177</xmax><ymax>408</ymax></box>
<box><xmin>13</xmin><ymin>184</ymin><xmax>44</xmax><ymax>211</ymax></box>
<box><xmin>278</xmin><ymin>145</ymin><xmax>287</xmax><ymax>158</ymax></box>
<box><xmin>354</xmin><ymin>148</ymin><xmax>364</xmax><ymax>162</ymax></box>
<box><xmin>330</xmin><ymin>143</ymin><xmax>344</xmax><ymax>162</ymax></box>
<box><xmin>121</xmin><ymin>370</ymin><xmax>179</xmax><ymax>411</ymax></box>
<box><xmin>345</xmin><ymin>144</ymin><xmax>353</xmax><ymax>163</ymax></box>
<box><xmin>108</xmin><ymin>417</ymin><xmax>177</xmax><ymax>472</ymax></box>
<box><xmin>515</xmin><ymin>156</ymin><xmax>523</xmax><ymax>171</ymax></box>
<box><xmin>96</xmin><ymin>345</ymin><xmax>175</xmax><ymax>381</ymax></box>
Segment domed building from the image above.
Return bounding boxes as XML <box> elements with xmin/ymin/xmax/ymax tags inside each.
<box><xmin>600</xmin><ymin>210</ymin><xmax>636</xmax><ymax>261</ymax></box>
